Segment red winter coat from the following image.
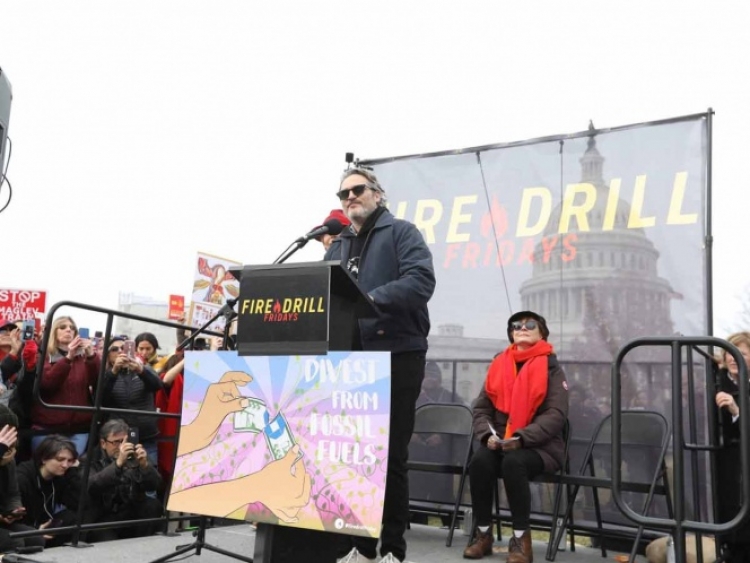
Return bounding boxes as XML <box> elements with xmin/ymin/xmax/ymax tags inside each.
<box><xmin>30</xmin><ymin>352</ymin><xmax>100</xmax><ymax>432</ymax></box>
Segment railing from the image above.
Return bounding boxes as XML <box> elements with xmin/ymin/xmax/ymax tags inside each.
<box><xmin>612</xmin><ymin>337</ymin><xmax>750</xmax><ymax>563</ymax></box>
<box><xmin>9</xmin><ymin>300</ymin><xmax>224</xmax><ymax>546</ymax></box>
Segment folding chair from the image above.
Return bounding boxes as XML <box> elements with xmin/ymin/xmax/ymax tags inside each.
<box><xmin>407</xmin><ymin>402</ymin><xmax>474</xmax><ymax>547</ymax></box>
<box><xmin>548</xmin><ymin>410</ymin><xmax>673</xmax><ymax>562</ymax></box>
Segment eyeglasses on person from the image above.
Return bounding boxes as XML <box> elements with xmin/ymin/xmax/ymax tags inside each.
<box><xmin>336</xmin><ymin>183</ymin><xmax>373</xmax><ymax>201</ymax></box>
<box><xmin>510</xmin><ymin>320</ymin><xmax>538</xmax><ymax>332</ymax></box>
<box><xmin>108</xmin><ymin>346</ymin><xmax>124</xmax><ymax>353</ymax></box>
<box><xmin>104</xmin><ymin>438</ymin><xmax>125</xmax><ymax>446</ymax></box>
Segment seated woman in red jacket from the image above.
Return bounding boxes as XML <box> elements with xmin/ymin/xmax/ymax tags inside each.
<box><xmin>463</xmin><ymin>311</ymin><xmax>568</xmax><ymax>563</ymax></box>
<box><xmin>30</xmin><ymin>316</ymin><xmax>100</xmax><ymax>455</ymax></box>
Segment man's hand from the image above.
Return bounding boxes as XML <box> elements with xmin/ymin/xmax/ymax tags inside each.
<box><xmin>134</xmin><ymin>444</ymin><xmax>150</xmax><ymax>469</ymax></box>
<box><xmin>116</xmin><ymin>442</ymin><xmax>136</xmax><ymax>468</ymax></box>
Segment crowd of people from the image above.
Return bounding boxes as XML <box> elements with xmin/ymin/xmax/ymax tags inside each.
<box><xmin>0</xmin><ymin>315</ymin><xmax>197</xmax><ymax>554</ymax></box>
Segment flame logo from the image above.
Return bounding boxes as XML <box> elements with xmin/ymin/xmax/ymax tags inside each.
<box><xmin>480</xmin><ymin>197</ymin><xmax>508</xmax><ymax>240</ymax></box>
<box><xmin>273</xmin><ymin>300</ymin><xmax>282</xmax><ymax>313</ymax></box>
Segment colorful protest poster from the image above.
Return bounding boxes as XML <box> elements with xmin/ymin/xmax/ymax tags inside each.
<box><xmin>167</xmin><ymin>351</ymin><xmax>391</xmax><ymax>538</ymax></box>
<box><xmin>168</xmin><ymin>294</ymin><xmax>185</xmax><ymax>320</ymax></box>
<box><xmin>188</xmin><ymin>252</ymin><xmax>241</xmax><ymax>331</ymax></box>
<box><xmin>0</xmin><ymin>289</ymin><xmax>46</xmax><ymax>320</ymax></box>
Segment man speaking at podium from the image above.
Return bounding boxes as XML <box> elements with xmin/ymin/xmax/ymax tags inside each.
<box><xmin>325</xmin><ymin>167</ymin><xmax>436</xmax><ymax>562</ymax></box>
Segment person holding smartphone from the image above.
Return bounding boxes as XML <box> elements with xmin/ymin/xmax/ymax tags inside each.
<box><xmin>83</xmin><ymin>419</ymin><xmax>162</xmax><ymax>542</ymax></box>
<box><xmin>101</xmin><ymin>336</ymin><xmax>164</xmax><ymax>466</ymax></box>
<box><xmin>0</xmin><ymin>405</ymin><xmax>46</xmax><ymax>553</ymax></box>
<box><xmin>30</xmin><ymin>316</ymin><xmax>100</xmax><ymax>455</ymax></box>
<box><xmin>0</xmin><ymin>319</ymin><xmax>40</xmax><ymax>462</ymax></box>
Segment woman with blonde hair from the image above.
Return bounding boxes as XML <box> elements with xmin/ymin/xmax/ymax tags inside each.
<box><xmin>29</xmin><ymin>316</ymin><xmax>100</xmax><ymax>455</ymax></box>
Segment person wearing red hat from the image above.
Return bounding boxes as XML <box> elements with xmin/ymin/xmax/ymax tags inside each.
<box><xmin>463</xmin><ymin>311</ymin><xmax>568</xmax><ymax>563</ymax></box>
<box><xmin>313</xmin><ymin>209</ymin><xmax>351</xmax><ymax>251</ymax></box>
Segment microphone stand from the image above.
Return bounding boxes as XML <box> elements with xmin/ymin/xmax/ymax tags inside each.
<box><xmin>272</xmin><ymin>238</ymin><xmax>310</xmax><ymax>265</ymax></box>
<box><xmin>148</xmin><ymin>299</ymin><xmax>252</xmax><ymax>563</ymax></box>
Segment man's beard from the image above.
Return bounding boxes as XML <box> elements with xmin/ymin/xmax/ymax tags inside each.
<box><xmin>347</xmin><ymin>204</ymin><xmax>375</xmax><ymax>223</ymax></box>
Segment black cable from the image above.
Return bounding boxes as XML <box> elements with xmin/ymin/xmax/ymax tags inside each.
<box><xmin>0</xmin><ymin>136</ymin><xmax>12</xmax><ymax>214</ymax></box>
<box><xmin>0</xmin><ymin>175</ymin><xmax>12</xmax><ymax>214</ymax></box>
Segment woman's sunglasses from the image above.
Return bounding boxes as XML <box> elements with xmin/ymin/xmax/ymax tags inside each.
<box><xmin>510</xmin><ymin>320</ymin><xmax>538</xmax><ymax>332</ymax></box>
<box><xmin>336</xmin><ymin>184</ymin><xmax>372</xmax><ymax>201</ymax></box>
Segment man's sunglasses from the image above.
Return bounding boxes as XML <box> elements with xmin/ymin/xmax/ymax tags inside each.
<box><xmin>336</xmin><ymin>184</ymin><xmax>372</xmax><ymax>201</ymax></box>
<box><xmin>108</xmin><ymin>346</ymin><xmax>124</xmax><ymax>353</ymax></box>
<box><xmin>510</xmin><ymin>320</ymin><xmax>538</xmax><ymax>332</ymax></box>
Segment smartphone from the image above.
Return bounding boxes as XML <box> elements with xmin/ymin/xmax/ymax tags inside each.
<box><xmin>127</xmin><ymin>427</ymin><xmax>140</xmax><ymax>445</ymax></box>
<box><xmin>21</xmin><ymin>320</ymin><xmax>35</xmax><ymax>341</ymax></box>
<box><xmin>94</xmin><ymin>330</ymin><xmax>103</xmax><ymax>338</ymax></box>
<box><xmin>78</xmin><ymin>327</ymin><xmax>90</xmax><ymax>340</ymax></box>
<box><xmin>123</xmin><ymin>340</ymin><xmax>136</xmax><ymax>359</ymax></box>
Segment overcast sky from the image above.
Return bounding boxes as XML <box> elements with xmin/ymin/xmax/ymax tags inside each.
<box><xmin>1</xmin><ymin>1</ymin><xmax>748</xmax><ymax>339</ymax></box>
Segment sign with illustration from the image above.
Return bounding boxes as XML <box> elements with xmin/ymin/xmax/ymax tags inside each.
<box><xmin>189</xmin><ymin>252</ymin><xmax>241</xmax><ymax>332</ymax></box>
<box><xmin>167</xmin><ymin>350</ymin><xmax>391</xmax><ymax>538</ymax></box>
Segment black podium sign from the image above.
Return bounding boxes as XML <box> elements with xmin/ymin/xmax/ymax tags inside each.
<box><xmin>232</xmin><ymin>261</ymin><xmax>378</xmax><ymax>356</ymax></box>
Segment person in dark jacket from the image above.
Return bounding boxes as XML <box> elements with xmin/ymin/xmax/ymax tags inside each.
<box><xmin>101</xmin><ymin>336</ymin><xmax>164</xmax><ymax>465</ymax></box>
<box><xmin>83</xmin><ymin>419</ymin><xmax>162</xmax><ymax>542</ymax></box>
<box><xmin>0</xmin><ymin>320</ymin><xmax>39</xmax><ymax>460</ymax></box>
<box><xmin>30</xmin><ymin>316</ymin><xmax>100</xmax><ymax>455</ymax></box>
<box><xmin>714</xmin><ymin>331</ymin><xmax>750</xmax><ymax>563</ymax></box>
<box><xmin>325</xmin><ymin>167</ymin><xmax>435</xmax><ymax>563</ymax></box>
<box><xmin>0</xmin><ymin>405</ymin><xmax>46</xmax><ymax>553</ymax></box>
<box><xmin>463</xmin><ymin>311</ymin><xmax>568</xmax><ymax>563</ymax></box>
<box><xmin>16</xmin><ymin>435</ymin><xmax>81</xmax><ymax>546</ymax></box>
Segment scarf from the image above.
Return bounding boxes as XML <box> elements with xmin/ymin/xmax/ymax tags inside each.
<box><xmin>484</xmin><ymin>340</ymin><xmax>553</xmax><ymax>438</ymax></box>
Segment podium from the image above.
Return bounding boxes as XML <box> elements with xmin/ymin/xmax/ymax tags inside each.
<box><xmin>230</xmin><ymin>260</ymin><xmax>380</xmax><ymax>563</ymax></box>
<box><xmin>230</xmin><ymin>260</ymin><xmax>379</xmax><ymax>356</ymax></box>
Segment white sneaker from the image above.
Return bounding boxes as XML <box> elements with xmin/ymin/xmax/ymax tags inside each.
<box><xmin>337</xmin><ymin>548</ymin><xmax>377</xmax><ymax>563</ymax></box>
<box><xmin>377</xmin><ymin>555</ymin><xmax>406</xmax><ymax>563</ymax></box>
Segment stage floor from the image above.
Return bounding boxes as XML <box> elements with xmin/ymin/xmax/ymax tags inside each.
<box><xmin>25</xmin><ymin>522</ymin><xmax>644</xmax><ymax>562</ymax></box>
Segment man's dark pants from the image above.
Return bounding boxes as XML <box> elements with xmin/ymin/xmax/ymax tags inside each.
<box><xmin>348</xmin><ymin>351</ymin><xmax>425</xmax><ymax>562</ymax></box>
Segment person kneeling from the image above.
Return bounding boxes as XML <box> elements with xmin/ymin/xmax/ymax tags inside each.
<box><xmin>84</xmin><ymin>419</ymin><xmax>163</xmax><ymax>542</ymax></box>
<box><xmin>463</xmin><ymin>312</ymin><xmax>568</xmax><ymax>563</ymax></box>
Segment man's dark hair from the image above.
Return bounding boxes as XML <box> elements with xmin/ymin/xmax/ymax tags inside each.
<box><xmin>100</xmin><ymin>419</ymin><xmax>129</xmax><ymax>440</ymax></box>
<box><xmin>33</xmin><ymin>435</ymin><xmax>78</xmax><ymax>467</ymax></box>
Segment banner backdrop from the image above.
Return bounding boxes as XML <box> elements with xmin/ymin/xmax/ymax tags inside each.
<box><xmin>362</xmin><ymin>116</ymin><xmax>710</xmax><ymax>524</ymax></box>
<box><xmin>365</xmin><ymin>116</ymin><xmax>708</xmax><ymax>405</ymax></box>
<box><xmin>168</xmin><ymin>350</ymin><xmax>391</xmax><ymax>538</ymax></box>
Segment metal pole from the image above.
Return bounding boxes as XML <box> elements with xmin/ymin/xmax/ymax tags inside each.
<box><xmin>705</xmin><ymin>108</ymin><xmax>714</xmax><ymax>338</ymax></box>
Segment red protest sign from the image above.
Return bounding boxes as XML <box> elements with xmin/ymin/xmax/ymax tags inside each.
<box><xmin>168</xmin><ymin>295</ymin><xmax>185</xmax><ymax>320</ymax></box>
<box><xmin>0</xmin><ymin>289</ymin><xmax>47</xmax><ymax>320</ymax></box>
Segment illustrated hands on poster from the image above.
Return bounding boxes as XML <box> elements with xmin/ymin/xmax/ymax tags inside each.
<box><xmin>177</xmin><ymin>370</ymin><xmax>252</xmax><ymax>457</ymax></box>
<box><xmin>251</xmin><ymin>444</ymin><xmax>311</xmax><ymax>523</ymax></box>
